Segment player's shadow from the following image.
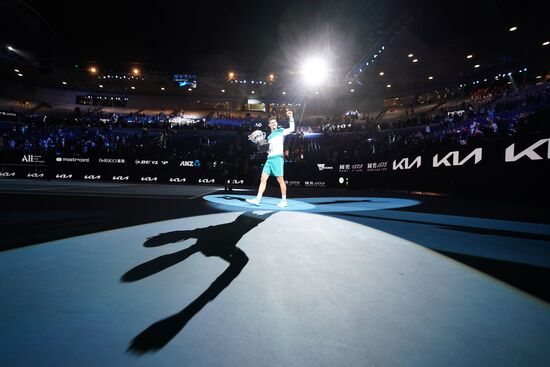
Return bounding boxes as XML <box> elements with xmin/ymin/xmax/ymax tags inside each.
<box><xmin>122</xmin><ymin>211</ymin><xmax>273</xmax><ymax>355</ymax></box>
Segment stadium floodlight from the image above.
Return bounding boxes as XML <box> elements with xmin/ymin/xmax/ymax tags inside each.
<box><xmin>7</xmin><ymin>46</ymin><xmax>14</xmax><ymax>51</ymax></box>
<box><xmin>62</xmin><ymin>81</ymin><xmax>67</xmax><ymax>85</ymax></box>
<box><xmin>509</xmin><ymin>26</ymin><xmax>517</xmax><ymax>32</ymax></box>
<box><xmin>14</xmin><ymin>69</ymin><xmax>19</xmax><ymax>73</ymax></box>
<box><xmin>300</xmin><ymin>56</ymin><xmax>329</xmax><ymax>88</ymax></box>
<box><xmin>412</xmin><ymin>59</ymin><xmax>418</xmax><ymax>63</ymax></box>
<box><xmin>467</xmin><ymin>54</ymin><xmax>473</xmax><ymax>59</ymax></box>
<box><xmin>543</xmin><ymin>41</ymin><xmax>549</xmax><ymax>46</ymax></box>
<box><xmin>474</xmin><ymin>64</ymin><xmax>480</xmax><ymax>68</ymax></box>
<box><xmin>408</xmin><ymin>53</ymin><xmax>413</xmax><ymax>58</ymax></box>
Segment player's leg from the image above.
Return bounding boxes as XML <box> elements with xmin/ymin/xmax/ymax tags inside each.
<box><xmin>276</xmin><ymin>176</ymin><xmax>288</xmax><ymax>207</ymax></box>
<box><xmin>257</xmin><ymin>173</ymin><xmax>269</xmax><ymax>198</ymax></box>
<box><xmin>247</xmin><ymin>173</ymin><xmax>269</xmax><ymax>205</ymax></box>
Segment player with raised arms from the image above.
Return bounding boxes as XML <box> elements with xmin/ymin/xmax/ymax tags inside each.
<box><xmin>247</xmin><ymin>110</ymin><xmax>295</xmax><ymax>207</ymax></box>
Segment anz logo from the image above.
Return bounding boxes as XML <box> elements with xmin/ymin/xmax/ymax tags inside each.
<box><xmin>140</xmin><ymin>177</ymin><xmax>158</xmax><ymax>182</ymax></box>
<box><xmin>0</xmin><ymin>172</ymin><xmax>16</xmax><ymax>177</ymax></box>
<box><xmin>84</xmin><ymin>175</ymin><xmax>101</xmax><ymax>180</ymax></box>
<box><xmin>169</xmin><ymin>177</ymin><xmax>186</xmax><ymax>183</ymax></box>
<box><xmin>198</xmin><ymin>178</ymin><xmax>215</xmax><ymax>184</ymax></box>
<box><xmin>55</xmin><ymin>174</ymin><xmax>73</xmax><ymax>179</ymax></box>
<box><xmin>27</xmin><ymin>173</ymin><xmax>45</xmax><ymax>178</ymax></box>
<box><xmin>112</xmin><ymin>176</ymin><xmax>130</xmax><ymax>181</ymax></box>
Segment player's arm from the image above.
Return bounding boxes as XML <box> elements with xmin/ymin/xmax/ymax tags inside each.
<box><xmin>282</xmin><ymin>110</ymin><xmax>295</xmax><ymax>136</ymax></box>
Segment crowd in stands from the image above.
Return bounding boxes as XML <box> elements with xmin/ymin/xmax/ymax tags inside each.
<box><xmin>1</xmin><ymin>80</ymin><xmax>548</xmax><ymax>165</ymax></box>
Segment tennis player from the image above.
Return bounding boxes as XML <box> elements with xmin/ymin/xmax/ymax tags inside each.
<box><xmin>247</xmin><ymin>110</ymin><xmax>295</xmax><ymax>207</ymax></box>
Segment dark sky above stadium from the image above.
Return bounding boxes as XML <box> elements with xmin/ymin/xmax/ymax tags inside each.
<box><xmin>1</xmin><ymin>0</ymin><xmax>546</xmax><ymax>83</ymax></box>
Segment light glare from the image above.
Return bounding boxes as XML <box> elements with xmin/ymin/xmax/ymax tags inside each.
<box><xmin>300</xmin><ymin>57</ymin><xmax>329</xmax><ymax>87</ymax></box>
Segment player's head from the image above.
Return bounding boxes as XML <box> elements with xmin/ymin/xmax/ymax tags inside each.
<box><xmin>268</xmin><ymin>116</ymin><xmax>277</xmax><ymax>130</ymax></box>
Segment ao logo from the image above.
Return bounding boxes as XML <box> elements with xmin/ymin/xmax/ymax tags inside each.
<box><xmin>433</xmin><ymin>148</ymin><xmax>482</xmax><ymax>167</ymax></box>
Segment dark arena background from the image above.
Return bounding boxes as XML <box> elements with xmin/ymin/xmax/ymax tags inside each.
<box><xmin>1</xmin><ymin>0</ymin><xmax>549</xmax><ymax>366</ymax></box>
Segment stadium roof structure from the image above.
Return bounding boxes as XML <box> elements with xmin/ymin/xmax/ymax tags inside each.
<box><xmin>0</xmin><ymin>0</ymin><xmax>547</xmax><ymax>97</ymax></box>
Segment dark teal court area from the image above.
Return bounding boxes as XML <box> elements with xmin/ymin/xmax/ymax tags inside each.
<box><xmin>1</xmin><ymin>179</ymin><xmax>549</xmax><ymax>366</ymax></box>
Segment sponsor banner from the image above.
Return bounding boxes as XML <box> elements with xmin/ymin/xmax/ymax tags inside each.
<box><xmin>140</xmin><ymin>176</ymin><xmax>158</xmax><ymax>182</ymax></box>
<box><xmin>433</xmin><ymin>148</ymin><xmax>482</xmax><ymax>168</ymax></box>
<box><xmin>505</xmin><ymin>138</ymin><xmax>550</xmax><ymax>162</ymax></box>
<box><xmin>168</xmin><ymin>177</ymin><xmax>187</xmax><ymax>183</ymax></box>
<box><xmin>21</xmin><ymin>154</ymin><xmax>45</xmax><ymax>164</ymax></box>
<box><xmin>179</xmin><ymin>160</ymin><xmax>201</xmax><ymax>167</ymax></box>
<box><xmin>365</xmin><ymin>162</ymin><xmax>387</xmax><ymax>172</ymax></box>
<box><xmin>27</xmin><ymin>172</ymin><xmax>45</xmax><ymax>178</ymax></box>
<box><xmin>304</xmin><ymin>181</ymin><xmax>326</xmax><ymax>188</ymax></box>
<box><xmin>134</xmin><ymin>160</ymin><xmax>169</xmax><ymax>165</ymax></box>
<box><xmin>98</xmin><ymin>158</ymin><xmax>125</xmax><ymax>164</ymax></box>
<box><xmin>55</xmin><ymin>173</ymin><xmax>73</xmax><ymax>179</ymax></box>
<box><xmin>56</xmin><ymin>157</ymin><xmax>90</xmax><ymax>163</ymax></box>
<box><xmin>112</xmin><ymin>175</ymin><xmax>130</xmax><ymax>181</ymax></box>
<box><xmin>338</xmin><ymin>164</ymin><xmax>365</xmax><ymax>173</ymax></box>
<box><xmin>0</xmin><ymin>111</ymin><xmax>17</xmax><ymax>117</ymax></box>
<box><xmin>198</xmin><ymin>178</ymin><xmax>215</xmax><ymax>184</ymax></box>
<box><xmin>84</xmin><ymin>174</ymin><xmax>102</xmax><ymax>180</ymax></box>
<box><xmin>317</xmin><ymin>164</ymin><xmax>334</xmax><ymax>172</ymax></box>
<box><xmin>0</xmin><ymin>171</ymin><xmax>16</xmax><ymax>177</ymax></box>
<box><xmin>285</xmin><ymin>180</ymin><xmax>302</xmax><ymax>187</ymax></box>
<box><xmin>228</xmin><ymin>179</ymin><xmax>244</xmax><ymax>185</ymax></box>
<box><xmin>393</xmin><ymin>156</ymin><xmax>422</xmax><ymax>170</ymax></box>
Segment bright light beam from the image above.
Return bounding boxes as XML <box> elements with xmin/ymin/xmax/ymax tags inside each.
<box><xmin>300</xmin><ymin>57</ymin><xmax>329</xmax><ymax>88</ymax></box>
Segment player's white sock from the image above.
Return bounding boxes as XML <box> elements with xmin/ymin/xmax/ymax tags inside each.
<box><xmin>282</xmin><ymin>195</ymin><xmax>287</xmax><ymax>201</ymax></box>
<box><xmin>256</xmin><ymin>193</ymin><xmax>263</xmax><ymax>202</ymax></box>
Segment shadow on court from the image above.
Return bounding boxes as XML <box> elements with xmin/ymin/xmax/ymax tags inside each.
<box><xmin>121</xmin><ymin>211</ymin><xmax>273</xmax><ymax>354</ymax></box>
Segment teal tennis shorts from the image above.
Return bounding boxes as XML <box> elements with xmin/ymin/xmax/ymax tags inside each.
<box><xmin>262</xmin><ymin>155</ymin><xmax>284</xmax><ymax>177</ymax></box>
